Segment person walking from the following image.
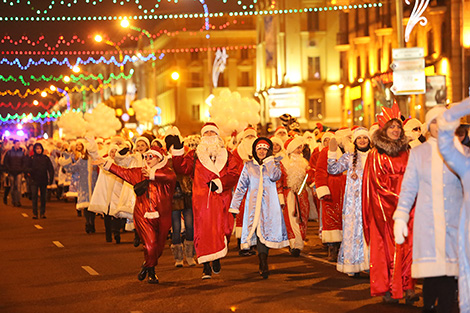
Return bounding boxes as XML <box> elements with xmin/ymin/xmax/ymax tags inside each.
<box><xmin>25</xmin><ymin>143</ymin><xmax>54</xmax><ymax>219</ymax></box>
<box><xmin>230</xmin><ymin>137</ymin><xmax>289</xmax><ymax>279</ymax></box>
<box><xmin>3</xmin><ymin>140</ymin><xmax>26</xmax><ymax>207</ymax></box>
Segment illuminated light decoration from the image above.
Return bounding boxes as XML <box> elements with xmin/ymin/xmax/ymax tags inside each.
<box><xmin>404</xmin><ymin>0</ymin><xmax>430</xmax><ymax>42</ymax></box>
<box><xmin>0</xmin><ymin>84</ymin><xmax>113</xmax><ymax>98</ymax></box>
<box><xmin>0</xmin><ymin>34</ymin><xmax>86</xmax><ymax>50</ymax></box>
<box><xmin>0</xmin><ymin>3</ymin><xmax>383</xmax><ymax>22</ymax></box>
<box><xmin>212</xmin><ymin>48</ymin><xmax>228</xmax><ymax>88</ymax></box>
<box><xmin>2</xmin><ymin>71</ymin><xmax>135</xmax><ymax>87</ymax></box>
<box><xmin>0</xmin><ymin>45</ymin><xmax>257</xmax><ymax>69</ymax></box>
<box><xmin>121</xmin><ymin>113</ymin><xmax>130</xmax><ymax>122</ymax></box>
<box><xmin>4</xmin><ymin>130</ymin><xmax>11</xmax><ymax>137</ymax></box>
<box><xmin>0</xmin><ymin>110</ymin><xmax>63</xmax><ymax>125</ymax></box>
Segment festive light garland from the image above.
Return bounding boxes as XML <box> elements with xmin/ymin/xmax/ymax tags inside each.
<box><xmin>0</xmin><ymin>110</ymin><xmax>62</xmax><ymax>125</ymax></box>
<box><xmin>0</xmin><ymin>0</ymin><xmax>256</xmax><ymax>16</ymax></box>
<box><xmin>0</xmin><ymin>45</ymin><xmax>256</xmax><ymax>69</ymax></box>
<box><xmin>0</xmin><ymin>35</ymin><xmax>85</xmax><ymax>50</ymax></box>
<box><xmin>0</xmin><ymin>101</ymin><xmax>56</xmax><ymax>110</ymax></box>
<box><xmin>0</xmin><ymin>84</ymin><xmax>113</xmax><ymax>98</ymax></box>
<box><xmin>0</xmin><ymin>3</ymin><xmax>383</xmax><ymax>22</ymax></box>
<box><xmin>0</xmin><ymin>71</ymin><xmax>134</xmax><ymax>87</ymax></box>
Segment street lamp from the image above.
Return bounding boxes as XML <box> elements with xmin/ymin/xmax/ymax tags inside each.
<box><xmin>94</xmin><ymin>34</ymin><xmax>124</xmax><ymax>72</ymax></box>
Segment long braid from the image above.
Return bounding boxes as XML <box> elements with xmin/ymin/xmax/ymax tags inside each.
<box><xmin>352</xmin><ymin>145</ymin><xmax>358</xmax><ymax>173</ymax></box>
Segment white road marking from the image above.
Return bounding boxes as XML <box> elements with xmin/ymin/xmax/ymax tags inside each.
<box><xmin>130</xmin><ymin>311</ymin><xmax>143</xmax><ymax>313</ymax></box>
<box><xmin>82</xmin><ymin>266</ymin><xmax>99</xmax><ymax>276</ymax></box>
<box><xmin>53</xmin><ymin>241</ymin><xmax>64</xmax><ymax>248</ymax></box>
<box><xmin>21</xmin><ymin>213</ymin><xmax>28</xmax><ymax>217</ymax></box>
<box><xmin>34</xmin><ymin>224</ymin><xmax>43</xmax><ymax>230</ymax></box>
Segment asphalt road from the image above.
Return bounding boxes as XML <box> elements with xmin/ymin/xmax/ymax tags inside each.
<box><xmin>0</xmin><ymin>195</ymin><xmax>424</xmax><ymax>313</ymax></box>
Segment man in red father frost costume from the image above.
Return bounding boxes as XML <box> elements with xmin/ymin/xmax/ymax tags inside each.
<box><xmin>166</xmin><ymin>122</ymin><xmax>240</xmax><ymax>280</ymax></box>
<box><xmin>362</xmin><ymin>102</ymin><xmax>416</xmax><ymax>303</ymax></box>
<box><xmin>99</xmin><ymin>147</ymin><xmax>176</xmax><ymax>284</ymax></box>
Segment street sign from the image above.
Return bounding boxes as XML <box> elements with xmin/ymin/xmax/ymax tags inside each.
<box><xmin>392</xmin><ymin>47</ymin><xmax>425</xmax><ymax>59</ymax></box>
<box><xmin>391</xmin><ymin>70</ymin><xmax>426</xmax><ymax>95</ymax></box>
<box><xmin>391</xmin><ymin>47</ymin><xmax>426</xmax><ymax>95</ymax></box>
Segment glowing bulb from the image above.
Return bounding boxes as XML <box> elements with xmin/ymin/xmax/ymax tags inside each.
<box><xmin>115</xmin><ymin>108</ymin><xmax>123</xmax><ymax>116</ymax></box>
<box><xmin>127</xmin><ymin>108</ymin><xmax>135</xmax><ymax>116</ymax></box>
<box><xmin>171</xmin><ymin>71</ymin><xmax>180</xmax><ymax>81</ymax></box>
<box><xmin>41</xmin><ymin>91</ymin><xmax>47</xmax><ymax>97</ymax></box>
<box><xmin>63</xmin><ymin>76</ymin><xmax>71</xmax><ymax>82</ymax></box>
<box><xmin>17</xmin><ymin>124</ymin><xmax>23</xmax><ymax>129</ymax></box>
<box><xmin>50</xmin><ymin>85</ymin><xmax>56</xmax><ymax>91</ymax></box>
<box><xmin>120</xmin><ymin>19</ymin><xmax>130</xmax><ymax>28</ymax></box>
<box><xmin>121</xmin><ymin>113</ymin><xmax>130</xmax><ymax>122</ymax></box>
<box><xmin>358</xmin><ymin>78</ymin><xmax>364</xmax><ymax>83</ymax></box>
<box><xmin>33</xmin><ymin>100</ymin><xmax>39</xmax><ymax>106</ymax></box>
<box><xmin>128</xmin><ymin>131</ymin><xmax>134</xmax><ymax>139</ymax></box>
<box><xmin>4</xmin><ymin>130</ymin><xmax>11</xmax><ymax>137</ymax></box>
<box><xmin>94</xmin><ymin>34</ymin><xmax>103</xmax><ymax>42</ymax></box>
<box><xmin>43</xmin><ymin>133</ymin><xmax>49</xmax><ymax>139</ymax></box>
<box><xmin>72</xmin><ymin>66</ymin><xmax>81</xmax><ymax>73</ymax></box>
<box><xmin>16</xmin><ymin>130</ymin><xmax>25</xmax><ymax>136</ymax></box>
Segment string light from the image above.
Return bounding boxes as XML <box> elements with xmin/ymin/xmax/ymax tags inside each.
<box><xmin>0</xmin><ymin>35</ymin><xmax>85</xmax><ymax>50</ymax></box>
<box><xmin>0</xmin><ymin>45</ymin><xmax>256</xmax><ymax>70</ymax></box>
<box><xmin>0</xmin><ymin>110</ymin><xmax>63</xmax><ymax>125</ymax></box>
<box><xmin>0</xmin><ymin>3</ymin><xmax>383</xmax><ymax>22</ymax></box>
<box><xmin>0</xmin><ymin>84</ymin><xmax>114</xmax><ymax>98</ymax></box>
<box><xmin>0</xmin><ymin>101</ymin><xmax>56</xmax><ymax>110</ymax></box>
<box><xmin>0</xmin><ymin>71</ymin><xmax>134</xmax><ymax>87</ymax></box>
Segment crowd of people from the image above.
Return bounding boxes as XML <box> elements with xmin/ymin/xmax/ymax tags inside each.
<box><xmin>2</xmin><ymin>99</ymin><xmax>470</xmax><ymax>313</ymax></box>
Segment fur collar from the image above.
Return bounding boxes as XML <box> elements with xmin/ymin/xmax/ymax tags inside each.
<box><xmin>372</xmin><ymin>129</ymin><xmax>409</xmax><ymax>157</ymax></box>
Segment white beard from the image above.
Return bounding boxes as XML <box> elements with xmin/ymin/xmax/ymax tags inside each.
<box><xmin>197</xmin><ymin>136</ymin><xmax>225</xmax><ymax>162</ymax></box>
<box><xmin>282</xmin><ymin>154</ymin><xmax>308</xmax><ymax>193</ymax></box>
<box><xmin>237</xmin><ymin>137</ymin><xmax>255</xmax><ymax>161</ymax></box>
<box><xmin>276</xmin><ymin>134</ymin><xmax>289</xmax><ymax>143</ymax></box>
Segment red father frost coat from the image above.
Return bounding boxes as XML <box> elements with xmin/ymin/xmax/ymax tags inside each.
<box><xmin>172</xmin><ymin>149</ymin><xmax>240</xmax><ymax>264</ymax></box>
<box><xmin>106</xmin><ymin>161</ymin><xmax>176</xmax><ymax>268</ymax></box>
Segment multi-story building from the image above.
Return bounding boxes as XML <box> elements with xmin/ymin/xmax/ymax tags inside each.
<box><xmin>337</xmin><ymin>0</ymin><xmax>464</xmax><ymax>127</ymax></box>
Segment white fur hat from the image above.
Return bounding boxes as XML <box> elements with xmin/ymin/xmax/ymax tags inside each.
<box><xmin>352</xmin><ymin>127</ymin><xmax>370</xmax><ymax>142</ymax></box>
<box><xmin>284</xmin><ymin>136</ymin><xmax>305</xmax><ymax>154</ymax></box>
<box><xmin>425</xmin><ymin>106</ymin><xmax>447</xmax><ymax>131</ymax></box>
<box><xmin>201</xmin><ymin>122</ymin><xmax>219</xmax><ymax>136</ymax></box>
<box><xmin>270</xmin><ymin>136</ymin><xmax>284</xmax><ymax>150</ymax></box>
<box><xmin>135</xmin><ymin>136</ymin><xmax>150</xmax><ymax>148</ymax></box>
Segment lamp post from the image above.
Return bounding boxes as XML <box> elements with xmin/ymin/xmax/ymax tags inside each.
<box><xmin>94</xmin><ymin>34</ymin><xmax>124</xmax><ymax>73</ymax></box>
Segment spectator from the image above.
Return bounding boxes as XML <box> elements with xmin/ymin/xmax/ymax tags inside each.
<box><xmin>3</xmin><ymin>140</ymin><xmax>26</xmax><ymax>207</ymax></box>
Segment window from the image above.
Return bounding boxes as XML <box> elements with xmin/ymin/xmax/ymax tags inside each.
<box><xmin>240</xmin><ymin>71</ymin><xmax>251</xmax><ymax>86</ymax></box>
<box><xmin>356</xmin><ymin>56</ymin><xmax>361</xmax><ymax>78</ymax></box>
<box><xmin>190</xmin><ymin>72</ymin><xmax>202</xmax><ymax>87</ymax></box>
<box><xmin>191</xmin><ymin>104</ymin><xmax>200</xmax><ymax>120</ymax></box>
<box><xmin>307</xmin><ymin>12</ymin><xmax>319</xmax><ymax>32</ymax></box>
<box><xmin>308</xmin><ymin>98</ymin><xmax>323</xmax><ymax>120</ymax></box>
<box><xmin>377</xmin><ymin>48</ymin><xmax>382</xmax><ymax>73</ymax></box>
<box><xmin>308</xmin><ymin>57</ymin><xmax>321</xmax><ymax>80</ymax></box>
<box><xmin>241</xmin><ymin>49</ymin><xmax>249</xmax><ymax>60</ymax></box>
<box><xmin>427</xmin><ymin>31</ymin><xmax>435</xmax><ymax>55</ymax></box>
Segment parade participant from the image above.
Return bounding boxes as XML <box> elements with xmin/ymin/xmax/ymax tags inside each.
<box><xmin>25</xmin><ymin>143</ymin><xmax>54</xmax><ymax>219</ymax></box>
<box><xmin>97</xmin><ymin>146</ymin><xmax>176</xmax><ymax>284</ymax></box>
<box><xmin>362</xmin><ymin>102</ymin><xmax>415</xmax><ymax>303</ymax></box>
<box><xmin>303</xmin><ymin>131</ymin><xmax>318</xmax><ymax>154</ymax></box>
<box><xmin>271</xmin><ymin>137</ymin><xmax>286</xmax><ymax>161</ymax></box>
<box><xmin>230</xmin><ymin>137</ymin><xmax>289</xmax><ymax>278</ymax></box>
<box><xmin>307</xmin><ymin>132</ymin><xmax>334</xmax><ymax>235</ymax></box>
<box><xmin>394</xmin><ymin>106</ymin><xmax>462</xmax><ymax>313</ymax></box>
<box><xmin>437</xmin><ymin>97</ymin><xmax>470</xmax><ymax>313</ymax></box>
<box><xmin>164</xmin><ymin>127</ymin><xmax>196</xmax><ymax>268</ymax></box>
<box><xmin>167</xmin><ymin>122</ymin><xmax>240</xmax><ymax>279</ymax></box>
<box><xmin>232</xmin><ymin>126</ymin><xmax>258</xmax><ymax>256</ymax></box>
<box><xmin>403</xmin><ymin>118</ymin><xmax>425</xmax><ymax>149</ymax></box>
<box><xmin>315</xmin><ymin>131</ymin><xmax>347</xmax><ymax>262</ymax></box>
<box><xmin>63</xmin><ymin>140</ymin><xmax>99</xmax><ymax>233</ymax></box>
<box><xmin>327</xmin><ymin>127</ymin><xmax>370</xmax><ymax>275</ymax></box>
<box><xmin>3</xmin><ymin>140</ymin><xmax>26</xmax><ymax>207</ymax></box>
<box><xmin>277</xmin><ymin>136</ymin><xmax>309</xmax><ymax>257</ymax></box>
<box><xmin>88</xmin><ymin>142</ymin><xmax>125</xmax><ymax>243</ymax></box>
<box><xmin>273</xmin><ymin>126</ymin><xmax>289</xmax><ymax>143</ymax></box>
<box><xmin>112</xmin><ymin>136</ymin><xmax>150</xmax><ymax>247</ymax></box>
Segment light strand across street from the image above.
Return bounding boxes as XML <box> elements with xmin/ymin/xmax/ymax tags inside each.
<box><xmin>0</xmin><ymin>3</ymin><xmax>383</xmax><ymax>22</ymax></box>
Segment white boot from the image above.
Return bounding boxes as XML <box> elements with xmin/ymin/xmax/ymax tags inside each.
<box><xmin>171</xmin><ymin>244</ymin><xmax>184</xmax><ymax>267</ymax></box>
<box><xmin>184</xmin><ymin>240</ymin><xmax>196</xmax><ymax>266</ymax></box>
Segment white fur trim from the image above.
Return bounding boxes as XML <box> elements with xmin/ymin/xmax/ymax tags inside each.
<box><xmin>229</xmin><ymin>207</ymin><xmax>240</xmax><ymax>214</ymax></box>
<box><xmin>201</xmin><ymin>124</ymin><xmax>219</xmax><ymax>136</ymax></box>
<box><xmin>242</xmin><ymin>128</ymin><xmax>257</xmax><ymax>139</ymax></box>
<box><xmin>212</xmin><ymin>178</ymin><xmax>223</xmax><ymax>194</ymax></box>
<box><xmin>103</xmin><ymin>159</ymin><xmax>113</xmax><ymax>171</ymax></box>
<box><xmin>286</xmin><ymin>136</ymin><xmax>305</xmax><ymax>154</ymax></box>
<box><xmin>197</xmin><ymin>148</ymin><xmax>228</xmax><ymax>177</ymax></box>
<box><xmin>144</xmin><ymin>211</ymin><xmax>160</xmax><ymax>219</ymax></box>
<box><xmin>135</xmin><ymin>136</ymin><xmax>150</xmax><ymax>149</ymax></box>
<box><xmin>197</xmin><ymin>237</ymin><xmax>228</xmax><ymax>263</ymax></box>
<box><xmin>172</xmin><ymin>147</ymin><xmax>185</xmax><ymax>156</ymax></box>
<box><xmin>321</xmin><ymin>230</ymin><xmax>343</xmax><ymax>243</ymax></box>
<box><xmin>316</xmin><ymin>185</ymin><xmax>330</xmax><ymax>199</ymax></box>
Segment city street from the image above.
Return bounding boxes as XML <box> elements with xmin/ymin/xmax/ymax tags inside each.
<box><xmin>0</xmin><ymin>196</ymin><xmax>423</xmax><ymax>313</ymax></box>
